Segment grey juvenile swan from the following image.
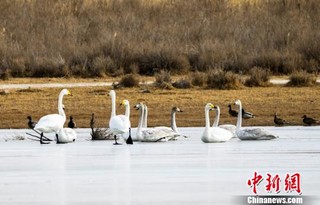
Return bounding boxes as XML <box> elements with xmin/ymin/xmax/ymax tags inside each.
<box><xmin>234</xmin><ymin>100</ymin><xmax>277</xmax><ymax>140</ymax></box>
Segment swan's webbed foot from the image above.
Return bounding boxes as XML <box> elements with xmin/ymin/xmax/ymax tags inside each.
<box><xmin>126</xmin><ymin>128</ymin><xmax>133</xmax><ymax>144</ymax></box>
<box><xmin>32</xmin><ymin>129</ymin><xmax>52</xmax><ymax>141</ymax></box>
<box><xmin>40</xmin><ymin>133</ymin><xmax>50</xmax><ymax>144</ymax></box>
<box><xmin>113</xmin><ymin>135</ymin><xmax>122</xmax><ymax>145</ymax></box>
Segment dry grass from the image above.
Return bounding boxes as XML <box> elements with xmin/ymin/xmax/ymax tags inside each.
<box><xmin>287</xmin><ymin>71</ymin><xmax>317</xmax><ymax>87</ymax></box>
<box><xmin>1</xmin><ymin>85</ymin><xmax>320</xmax><ymax>129</ymax></box>
<box><xmin>245</xmin><ymin>67</ymin><xmax>271</xmax><ymax>87</ymax></box>
<box><xmin>0</xmin><ymin>0</ymin><xmax>319</xmax><ymax>77</ymax></box>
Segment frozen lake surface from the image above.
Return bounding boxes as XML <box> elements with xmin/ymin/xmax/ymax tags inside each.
<box><xmin>0</xmin><ymin>127</ymin><xmax>319</xmax><ymax>204</ymax></box>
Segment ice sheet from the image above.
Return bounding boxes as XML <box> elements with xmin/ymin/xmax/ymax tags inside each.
<box><xmin>0</xmin><ymin>127</ymin><xmax>319</xmax><ymax>204</ymax></box>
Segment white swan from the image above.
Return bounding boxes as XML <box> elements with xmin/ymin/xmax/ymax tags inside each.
<box><xmin>234</xmin><ymin>99</ymin><xmax>278</xmax><ymax>140</ymax></box>
<box><xmin>211</xmin><ymin>105</ymin><xmax>237</xmax><ymax>138</ymax></box>
<box><xmin>56</xmin><ymin>128</ymin><xmax>77</xmax><ymax>143</ymax></box>
<box><xmin>34</xmin><ymin>89</ymin><xmax>71</xmax><ymax>143</ymax></box>
<box><xmin>201</xmin><ymin>103</ymin><xmax>233</xmax><ymax>143</ymax></box>
<box><xmin>109</xmin><ymin>99</ymin><xmax>133</xmax><ymax>144</ymax></box>
<box><xmin>134</xmin><ymin>103</ymin><xmax>172</xmax><ymax>142</ymax></box>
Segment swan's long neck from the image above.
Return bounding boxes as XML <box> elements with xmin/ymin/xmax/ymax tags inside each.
<box><xmin>58</xmin><ymin>92</ymin><xmax>66</xmax><ymax>119</ymax></box>
<box><xmin>236</xmin><ymin>102</ymin><xmax>242</xmax><ymax>131</ymax></box>
<box><xmin>125</xmin><ymin>102</ymin><xmax>130</xmax><ymax>118</ymax></box>
<box><xmin>171</xmin><ymin>111</ymin><xmax>179</xmax><ymax>133</ymax></box>
<box><xmin>212</xmin><ymin>106</ymin><xmax>220</xmax><ymax>127</ymax></box>
<box><xmin>110</xmin><ymin>91</ymin><xmax>116</xmax><ymax>118</ymax></box>
<box><xmin>137</xmin><ymin>105</ymin><xmax>144</xmax><ymax>141</ymax></box>
<box><xmin>142</xmin><ymin>105</ymin><xmax>148</xmax><ymax>128</ymax></box>
<box><xmin>205</xmin><ymin>107</ymin><xmax>211</xmax><ymax>136</ymax></box>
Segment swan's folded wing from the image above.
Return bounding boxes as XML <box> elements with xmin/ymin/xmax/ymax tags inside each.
<box><xmin>219</xmin><ymin>124</ymin><xmax>236</xmax><ymax>137</ymax></box>
<box><xmin>237</xmin><ymin>128</ymin><xmax>278</xmax><ymax>140</ymax></box>
<box><xmin>34</xmin><ymin>114</ymin><xmax>65</xmax><ymax>133</ymax></box>
<box><xmin>140</xmin><ymin>128</ymin><xmax>170</xmax><ymax>142</ymax></box>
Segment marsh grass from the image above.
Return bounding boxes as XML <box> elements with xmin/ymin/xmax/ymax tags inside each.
<box><xmin>119</xmin><ymin>74</ymin><xmax>140</xmax><ymax>88</ymax></box>
<box><xmin>1</xmin><ymin>86</ymin><xmax>320</xmax><ymax>129</ymax></box>
<box><xmin>245</xmin><ymin>67</ymin><xmax>271</xmax><ymax>87</ymax></box>
<box><xmin>207</xmin><ymin>69</ymin><xmax>243</xmax><ymax>90</ymax></box>
<box><xmin>0</xmin><ymin>0</ymin><xmax>319</xmax><ymax>78</ymax></box>
<box><xmin>287</xmin><ymin>71</ymin><xmax>317</xmax><ymax>87</ymax></box>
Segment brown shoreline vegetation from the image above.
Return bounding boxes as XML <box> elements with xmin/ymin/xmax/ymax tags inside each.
<box><xmin>0</xmin><ymin>0</ymin><xmax>319</xmax><ymax>79</ymax></box>
<box><xmin>0</xmin><ymin>84</ymin><xmax>319</xmax><ymax>129</ymax></box>
<box><xmin>0</xmin><ymin>0</ymin><xmax>319</xmax><ymax>129</ymax></box>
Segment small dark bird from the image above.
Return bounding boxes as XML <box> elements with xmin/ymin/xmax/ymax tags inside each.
<box><xmin>229</xmin><ymin>104</ymin><xmax>255</xmax><ymax>119</ymax></box>
<box><xmin>302</xmin><ymin>115</ymin><xmax>319</xmax><ymax>126</ymax></box>
<box><xmin>90</xmin><ymin>113</ymin><xmax>114</xmax><ymax>140</ymax></box>
<box><xmin>27</xmin><ymin>116</ymin><xmax>37</xmax><ymax>129</ymax></box>
<box><xmin>242</xmin><ymin>109</ymin><xmax>255</xmax><ymax>119</ymax></box>
<box><xmin>228</xmin><ymin>104</ymin><xmax>238</xmax><ymax>117</ymax></box>
<box><xmin>68</xmin><ymin>116</ymin><xmax>76</xmax><ymax>128</ymax></box>
<box><xmin>274</xmin><ymin>112</ymin><xmax>288</xmax><ymax>126</ymax></box>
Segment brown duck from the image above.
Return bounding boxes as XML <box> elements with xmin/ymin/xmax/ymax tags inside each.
<box><xmin>274</xmin><ymin>113</ymin><xmax>288</xmax><ymax>126</ymax></box>
<box><xmin>228</xmin><ymin>104</ymin><xmax>255</xmax><ymax>119</ymax></box>
<box><xmin>302</xmin><ymin>115</ymin><xmax>319</xmax><ymax>126</ymax></box>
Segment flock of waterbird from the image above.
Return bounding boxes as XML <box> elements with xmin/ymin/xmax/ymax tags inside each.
<box><xmin>26</xmin><ymin>88</ymin><xmax>319</xmax><ymax>145</ymax></box>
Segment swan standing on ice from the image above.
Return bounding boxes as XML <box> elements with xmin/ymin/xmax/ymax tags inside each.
<box><xmin>34</xmin><ymin>89</ymin><xmax>72</xmax><ymax>144</ymax></box>
<box><xmin>234</xmin><ymin>99</ymin><xmax>277</xmax><ymax>140</ymax></box>
<box><xmin>109</xmin><ymin>99</ymin><xmax>133</xmax><ymax>145</ymax></box>
<box><xmin>201</xmin><ymin>103</ymin><xmax>233</xmax><ymax>143</ymax></box>
<box><xmin>134</xmin><ymin>103</ymin><xmax>173</xmax><ymax>142</ymax></box>
<box><xmin>211</xmin><ymin>105</ymin><xmax>236</xmax><ymax>137</ymax></box>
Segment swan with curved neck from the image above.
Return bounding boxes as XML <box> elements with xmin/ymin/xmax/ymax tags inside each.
<box><xmin>234</xmin><ymin>99</ymin><xmax>277</xmax><ymax>140</ymax></box>
<box><xmin>212</xmin><ymin>105</ymin><xmax>236</xmax><ymax>137</ymax></box>
<box><xmin>34</xmin><ymin>89</ymin><xmax>72</xmax><ymax>144</ymax></box>
<box><xmin>201</xmin><ymin>103</ymin><xmax>233</xmax><ymax>143</ymax></box>
<box><xmin>135</xmin><ymin>103</ymin><xmax>172</xmax><ymax>142</ymax></box>
<box><xmin>109</xmin><ymin>98</ymin><xmax>133</xmax><ymax>145</ymax></box>
<box><xmin>153</xmin><ymin>106</ymin><xmax>186</xmax><ymax>139</ymax></box>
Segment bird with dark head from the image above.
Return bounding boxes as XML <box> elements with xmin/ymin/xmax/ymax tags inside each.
<box><xmin>302</xmin><ymin>115</ymin><xmax>319</xmax><ymax>126</ymax></box>
<box><xmin>242</xmin><ymin>108</ymin><xmax>255</xmax><ymax>119</ymax></box>
<box><xmin>274</xmin><ymin>112</ymin><xmax>288</xmax><ymax>126</ymax></box>
<box><xmin>68</xmin><ymin>116</ymin><xmax>76</xmax><ymax>128</ymax></box>
<box><xmin>27</xmin><ymin>116</ymin><xmax>37</xmax><ymax>129</ymax></box>
<box><xmin>228</xmin><ymin>104</ymin><xmax>238</xmax><ymax>117</ymax></box>
<box><xmin>229</xmin><ymin>104</ymin><xmax>255</xmax><ymax>119</ymax></box>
